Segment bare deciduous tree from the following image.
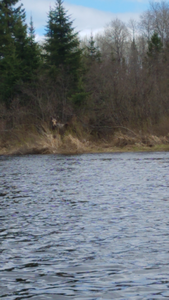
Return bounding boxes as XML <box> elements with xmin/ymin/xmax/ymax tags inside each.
<box><xmin>139</xmin><ymin>1</ymin><xmax>169</xmax><ymax>45</ymax></box>
<box><xmin>128</xmin><ymin>18</ymin><xmax>138</xmax><ymax>41</ymax></box>
<box><xmin>105</xmin><ymin>18</ymin><xmax>130</xmax><ymax>63</ymax></box>
<box><xmin>150</xmin><ymin>0</ymin><xmax>169</xmax><ymax>44</ymax></box>
<box><xmin>139</xmin><ymin>10</ymin><xmax>154</xmax><ymax>41</ymax></box>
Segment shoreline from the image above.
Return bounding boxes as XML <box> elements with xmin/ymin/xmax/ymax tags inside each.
<box><xmin>1</xmin><ymin>140</ymin><xmax>169</xmax><ymax>156</ymax></box>
<box><xmin>1</xmin><ymin>129</ymin><xmax>169</xmax><ymax>156</ymax></box>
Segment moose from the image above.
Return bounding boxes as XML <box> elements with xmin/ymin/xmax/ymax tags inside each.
<box><xmin>51</xmin><ymin>117</ymin><xmax>69</xmax><ymax>136</ymax></box>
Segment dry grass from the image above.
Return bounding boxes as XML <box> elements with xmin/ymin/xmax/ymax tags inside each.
<box><xmin>113</xmin><ymin>131</ymin><xmax>169</xmax><ymax>148</ymax></box>
<box><xmin>1</xmin><ymin>124</ymin><xmax>169</xmax><ymax>155</ymax></box>
<box><xmin>0</xmin><ymin>123</ymin><xmax>91</xmax><ymax>155</ymax></box>
<box><xmin>152</xmin><ymin>116</ymin><xmax>169</xmax><ymax>136</ymax></box>
<box><xmin>59</xmin><ymin>134</ymin><xmax>89</xmax><ymax>154</ymax></box>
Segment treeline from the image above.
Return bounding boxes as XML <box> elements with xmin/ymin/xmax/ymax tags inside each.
<box><xmin>1</xmin><ymin>0</ymin><xmax>169</xmax><ymax>136</ymax></box>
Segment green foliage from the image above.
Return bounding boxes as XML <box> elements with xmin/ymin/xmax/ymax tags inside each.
<box><xmin>147</xmin><ymin>32</ymin><xmax>163</xmax><ymax>58</ymax></box>
<box><xmin>85</xmin><ymin>34</ymin><xmax>101</xmax><ymax>62</ymax></box>
<box><xmin>0</xmin><ymin>48</ymin><xmax>22</xmax><ymax>105</ymax></box>
<box><xmin>44</xmin><ymin>0</ymin><xmax>81</xmax><ymax>75</ymax></box>
<box><xmin>70</xmin><ymin>91</ymin><xmax>88</xmax><ymax>107</ymax></box>
<box><xmin>44</xmin><ymin>0</ymin><xmax>85</xmax><ymax>110</ymax></box>
<box><xmin>70</xmin><ymin>77</ymin><xmax>89</xmax><ymax>107</ymax></box>
<box><xmin>26</xmin><ymin>16</ymin><xmax>42</xmax><ymax>78</ymax></box>
<box><xmin>0</xmin><ymin>0</ymin><xmax>41</xmax><ymax>105</ymax></box>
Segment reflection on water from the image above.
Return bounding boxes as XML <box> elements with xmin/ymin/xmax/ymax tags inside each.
<box><xmin>1</xmin><ymin>152</ymin><xmax>169</xmax><ymax>299</ymax></box>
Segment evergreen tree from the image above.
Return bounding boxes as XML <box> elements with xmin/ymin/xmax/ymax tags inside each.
<box><xmin>147</xmin><ymin>32</ymin><xmax>163</xmax><ymax>59</ymax></box>
<box><xmin>29</xmin><ymin>15</ymin><xmax>35</xmax><ymax>46</ymax></box>
<box><xmin>44</xmin><ymin>0</ymin><xmax>81</xmax><ymax>78</ymax></box>
<box><xmin>85</xmin><ymin>34</ymin><xmax>101</xmax><ymax>62</ymax></box>
<box><xmin>0</xmin><ymin>0</ymin><xmax>40</xmax><ymax>105</ymax></box>
<box><xmin>44</xmin><ymin>0</ymin><xmax>86</xmax><ymax>110</ymax></box>
<box><xmin>146</xmin><ymin>32</ymin><xmax>163</xmax><ymax>80</ymax></box>
<box><xmin>0</xmin><ymin>0</ymin><xmax>24</xmax><ymax>103</ymax></box>
<box><xmin>129</xmin><ymin>39</ymin><xmax>139</xmax><ymax>72</ymax></box>
<box><xmin>26</xmin><ymin>16</ymin><xmax>41</xmax><ymax>78</ymax></box>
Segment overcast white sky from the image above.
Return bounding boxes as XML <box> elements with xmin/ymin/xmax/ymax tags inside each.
<box><xmin>21</xmin><ymin>0</ymin><xmax>150</xmax><ymax>40</ymax></box>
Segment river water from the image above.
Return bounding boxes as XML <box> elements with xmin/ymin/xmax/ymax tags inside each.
<box><xmin>0</xmin><ymin>152</ymin><xmax>169</xmax><ymax>299</ymax></box>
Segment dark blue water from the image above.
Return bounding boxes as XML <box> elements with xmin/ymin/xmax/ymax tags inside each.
<box><xmin>1</xmin><ymin>152</ymin><xmax>169</xmax><ymax>299</ymax></box>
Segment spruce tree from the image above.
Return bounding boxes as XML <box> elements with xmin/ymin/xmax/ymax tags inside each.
<box><xmin>26</xmin><ymin>16</ymin><xmax>41</xmax><ymax>79</ymax></box>
<box><xmin>0</xmin><ymin>0</ymin><xmax>40</xmax><ymax>105</ymax></box>
<box><xmin>44</xmin><ymin>0</ymin><xmax>81</xmax><ymax>80</ymax></box>
<box><xmin>85</xmin><ymin>34</ymin><xmax>101</xmax><ymax>62</ymax></box>
<box><xmin>44</xmin><ymin>0</ymin><xmax>86</xmax><ymax>110</ymax></box>
<box><xmin>147</xmin><ymin>32</ymin><xmax>163</xmax><ymax>59</ymax></box>
<box><xmin>129</xmin><ymin>39</ymin><xmax>139</xmax><ymax>72</ymax></box>
<box><xmin>146</xmin><ymin>32</ymin><xmax>163</xmax><ymax>79</ymax></box>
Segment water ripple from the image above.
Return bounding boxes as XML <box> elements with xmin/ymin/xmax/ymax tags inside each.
<box><xmin>0</xmin><ymin>152</ymin><xmax>169</xmax><ymax>299</ymax></box>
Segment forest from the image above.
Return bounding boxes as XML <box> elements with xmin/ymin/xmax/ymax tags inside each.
<box><xmin>1</xmin><ymin>0</ymin><xmax>169</xmax><ymax>154</ymax></box>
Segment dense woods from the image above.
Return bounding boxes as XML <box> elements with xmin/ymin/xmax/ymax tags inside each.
<box><xmin>1</xmin><ymin>0</ymin><xmax>169</xmax><ymax>147</ymax></box>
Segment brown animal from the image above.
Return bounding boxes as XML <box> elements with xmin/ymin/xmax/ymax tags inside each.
<box><xmin>51</xmin><ymin>117</ymin><xmax>58</xmax><ymax>130</ymax></box>
<box><xmin>51</xmin><ymin>117</ymin><xmax>69</xmax><ymax>136</ymax></box>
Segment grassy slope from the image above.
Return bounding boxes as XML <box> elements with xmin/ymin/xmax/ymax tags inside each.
<box><xmin>1</xmin><ymin>125</ymin><xmax>169</xmax><ymax>155</ymax></box>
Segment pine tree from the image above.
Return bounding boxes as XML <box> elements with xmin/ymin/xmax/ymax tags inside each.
<box><xmin>25</xmin><ymin>16</ymin><xmax>41</xmax><ymax>78</ymax></box>
<box><xmin>146</xmin><ymin>32</ymin><xmax>163</xmax><ymax>80</ymax></box>
<box><xmin>85</xmin><ymin>34</ymin><xmax>101</xmax><ymax>62</ymax></box>
<box><xmin>44</xmin><ymin>0</ymin><xmax>86</xmax><ymax>110</ymax></box>
<box><xmin>44</xmin><ymin>0</ymin><xmax>81</xmax><ymax>78</ymax></box>
<box><xmin>0</xmin><ymin>0</ymin><xmax>24</xmax><ymax>103</ymax></box>
<box><xmin>0</xmin><ymin>0</ymin><xmax>40</xmax><ymax>105</ymax></box>
<box><xmin>147</xmin><ymin>32</ymin><xmax>163</xmax><ymax>59</ymax></box>
<box><xmin>129</xmin><ymin>39</ymin><xmax>139</xmax><ymax>72</ymax></box>
<box><xmin>29</xmin><ymin>15</ymin><xmax>35</xmax><ymax>46</ymax></box>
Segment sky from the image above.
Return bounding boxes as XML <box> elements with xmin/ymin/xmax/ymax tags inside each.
<box><xmin>22</xmin><ymin>0</ymin><xmax>151</xmax><ymax>40</ymax></box>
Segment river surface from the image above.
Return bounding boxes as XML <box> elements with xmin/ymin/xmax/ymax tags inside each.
<box><xmin>0</xmin><ymin>152</ymin><xmax>169</xmax><ymax>299</ymax></box>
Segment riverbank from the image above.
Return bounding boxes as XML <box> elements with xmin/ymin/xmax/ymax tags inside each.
<box><xmin>1</xmin><ymin>128</ymin><xmax>169</xmax><ymax>155</ymax></box>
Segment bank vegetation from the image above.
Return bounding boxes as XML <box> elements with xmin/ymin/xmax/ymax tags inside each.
<box><xmin>1</xmin><ymin>0</ymin><xmax>169</xmax><ymax>154</ymax></box>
